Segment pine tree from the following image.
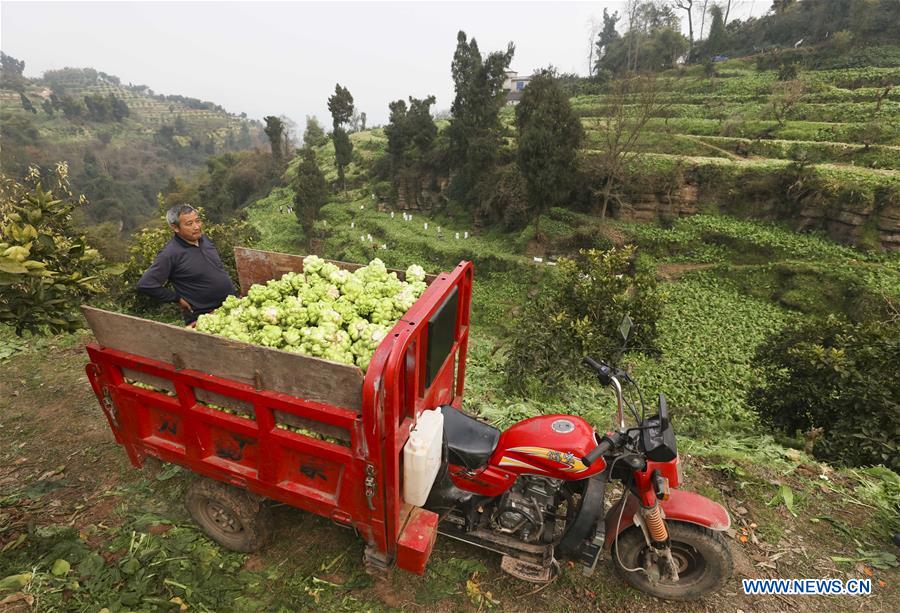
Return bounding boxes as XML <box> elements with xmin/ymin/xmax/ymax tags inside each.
<box><xmin>303</xmin><ymin>115</ymin><xmax>327</xmax><ymax>147</ymax></box>
<box><xmin>327</xmin><ymin>84</ymin><xmax>355</xmax><ymax>189</ymax></box>
<box><xmin>447</xmin><ymin>31</ymin><xmax>514</xmax><ymax>210</ymax></box>
<box><xmin>515</xmin><ymin>71</ymin><xmax>583</xmax><ymax>236</ymax></box>
<box><xmin>704</xmin><ymin>5</ymin><xmax>727</xmax><ymax>57</ymax></box>
<box><xmin>293</xmin><ymin>148</ymin><xmax>329</xmax><ymax>250</ymax></box>
<box><xmin>327</xmin><ymin>84</ymin><xmax>354</xmax><ymax>130</ymax></box>
<box><xmin>332</xmin><ymin>127</ymin><xmax>352</xmax><ymax>191</ymax></box>
<box><xmin>263</xmin><ymin>116</ymin><xmax>285</xmax><ymax>170</ymax></box>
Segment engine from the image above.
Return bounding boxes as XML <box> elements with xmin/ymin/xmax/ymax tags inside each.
<box><xmin>491</xmin><ymin>476</ymin><xmax>563</xmax><ymax>543</ymax></box>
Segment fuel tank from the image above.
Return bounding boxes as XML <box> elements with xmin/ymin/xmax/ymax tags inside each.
<box><xmin>489</xmin><ymin>414</ymin><xmax>606</xmax><ymax>479</ymax></box>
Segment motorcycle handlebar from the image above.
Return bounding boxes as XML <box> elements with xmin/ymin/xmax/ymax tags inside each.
<box><xmin>584</xmin><ymin>356</ymin><xmax>626</xmax><ymax>431</ymax></box>
<box><xmin>582</xmin><ymin>356</ymin><xmax>613</xmax><ymax>385</ymax></box>
<box><xmin>582</xmin><ymin>356</ymin><xmax>603</xmax><ymax>371</ymax></box>
<box><xmin>583</xmin><ymin>431</ymin><xmax>623</xmax><ymax>466</ymax></box>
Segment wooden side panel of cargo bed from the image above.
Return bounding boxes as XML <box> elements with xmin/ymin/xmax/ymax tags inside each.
<box><xmin>234</xmin><ymin>247</ymin><xmax>437</xmax><ymax>295</ymax></box>
<box><xmin>82</xmin><ymin>306</ymin><xmax>364</xmax><ymax>412</ymax></box>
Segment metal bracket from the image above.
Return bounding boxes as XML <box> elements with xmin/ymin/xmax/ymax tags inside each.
<box><xmin>364</xmin><ymin>464</ymin><xmax>376</xmax><ymax>510</ymax></box>
<box><xmin>632</xmin><ymin>510</ymin><xmax>653</xmax><ymax>548</ymax></box>
<box><xmin>100</xmin><ymin>386</ymin><xmax>120</xmax><ymax>429</ymax></box>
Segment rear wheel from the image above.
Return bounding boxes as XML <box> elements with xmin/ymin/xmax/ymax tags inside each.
<box><xmin>612</xmin><ymin>521</ymin><xmax>732</xmax><ymax>600</ymax></box>
<box><xmin>185</xmin><ymin>477</ymin><xmax>273</xmax><ymax>552</ymax></box>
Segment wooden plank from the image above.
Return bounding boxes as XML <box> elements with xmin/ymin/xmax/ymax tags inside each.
<box><xmin>82</xmin><ymin>306</ymin><xmax>364</xmax><ymax>412</ymax></box>
<box><xmin>234</xmin><ymin>247</ymin><xmax>437</xmax><ymax>295</ymax></box>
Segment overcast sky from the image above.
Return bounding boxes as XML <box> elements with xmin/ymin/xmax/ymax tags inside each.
<box><xmin>2</xmin><ymin>1</ymin><xmax>763</xmax><ymax>132</ymax></box>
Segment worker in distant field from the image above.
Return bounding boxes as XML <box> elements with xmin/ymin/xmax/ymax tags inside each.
<box><xmin>137</xmin><ymin>204</ymin><xmax>236</xmax><ymax>325</ymax></box>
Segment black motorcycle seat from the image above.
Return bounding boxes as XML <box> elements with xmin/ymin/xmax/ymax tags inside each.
<box><xmin>440</xmin><ymin>405</ymin><xmax>500</xmax><ymax>470</ymax></box>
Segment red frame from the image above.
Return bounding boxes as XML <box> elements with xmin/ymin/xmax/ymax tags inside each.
<box><xmin>84</xmin><ymin>260</ymin><xmax>474</xmax><ymax>573</ymax></box>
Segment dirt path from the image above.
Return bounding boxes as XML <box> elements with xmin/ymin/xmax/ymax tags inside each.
<box><xmin>1</xmin><ymin>338</ymin><xmax>897</xmax><ymax>611</ymax></box>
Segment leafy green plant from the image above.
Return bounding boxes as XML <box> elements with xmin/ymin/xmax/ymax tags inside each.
<box><xmin>1</xmin><ymin>163</ymin><xmax>106</xmax><ymax>334</ymax></box>
<box><xmin>503</xmin><ymin>246</ymin><xmax>664</xmax><ymax>393</ymax></box>
<box><xmin>750</xmin><ymin>314</ymin><xmax>900</xmax><ymax>470</ymax></box>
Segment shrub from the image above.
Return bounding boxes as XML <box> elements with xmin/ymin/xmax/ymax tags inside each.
<box><xmin>503</xmin><ymin>246</ymin><xmax>665</xmax><ymax>393</ymax></box>
<box><xmin>749</xmin><ymin>315</ymin><xmax>899</xmax><ymax>471</ymax></box>
<box><xmin>475</xmin><ymin>163</ymin><xmax>530</xmax><ymax>230</ymax></box>
<box><xmin>1</xmin><ymin>163</ymin><xmax>106</xmax><ymax>334</ymax></box>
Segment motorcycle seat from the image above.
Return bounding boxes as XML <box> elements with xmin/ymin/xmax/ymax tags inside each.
<box><xmin>440</xmin><ymin>405</ymin><xmax>500</xmax><ymax>470</ymax></box>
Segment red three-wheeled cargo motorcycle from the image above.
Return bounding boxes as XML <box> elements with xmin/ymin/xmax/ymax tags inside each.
<box><xmin>83</xmin><ymin>247</ymin><xmax>733</xmax><ymax>600</ymax></box>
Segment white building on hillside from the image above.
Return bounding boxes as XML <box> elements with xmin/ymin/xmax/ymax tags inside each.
<box><xmin>502</xmin><ymin>70</ymin><xmax>534</xmax><ymax>105</ymax></box>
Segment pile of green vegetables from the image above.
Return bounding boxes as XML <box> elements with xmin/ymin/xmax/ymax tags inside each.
<box><xmin>196</xmin><ymin>256</ymin><xmax>427</xmax><ymax>371</ymax></box>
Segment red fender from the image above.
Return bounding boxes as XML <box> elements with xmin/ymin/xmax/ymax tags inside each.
<box><xmin>604</xmin><ymin>489</ymin><xmax>730</xmax><ymax>550</ymax></box>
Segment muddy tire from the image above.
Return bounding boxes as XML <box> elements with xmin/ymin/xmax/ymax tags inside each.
<box><xmin>612</xmin><ymin>521</ymin><xmax>732</xmax><ymax>600</ymax></box>
<box><xmin>185</xmin><ymin>477</ymin><xmax>272</xmax><ymax>553</ymax></box>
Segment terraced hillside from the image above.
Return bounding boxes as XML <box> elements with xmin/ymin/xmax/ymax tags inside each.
<box><xmin>0</xmin><ymin>68</ymin><xmax>266</xmax><ymax>154</ymax></box>
<box><xmin>0</xmin><ymin>64</ymin><xmax>268</xmax><ymax>234</ymax></box>
<box><xmin>513</xmin><ymin>60</ymin><xmax>900</xmax><ymax>250</ymax></box>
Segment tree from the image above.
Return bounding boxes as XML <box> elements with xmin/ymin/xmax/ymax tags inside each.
<box><xmin>0</xmin><ymin>163</ymin><xmax>105</xmax><ymax>335</ymax></box>
<box><xmin>596</xmin><ymin>2</ymin><xmax>687</xmax><ymax>74</ymax></box>
<box><xmin>0</xmin><ymin>52</ymin><xmax>25</xmax><ymax>90</ymax></box>
<box><xmin>590</xmin><ymin>74</ymin><xmax>669</xmax><ymax>219</ymax></box>
<box><xmin>332</xmin><ymin>127</ymin><xmax>353</xmax><ymax>190</ymax></box>
<box><xmin>360</xmin><ymin>112</ymin><xmax>367</xmax><ymax>131</ymax></box>
<box><xmin>750</xmin><ymin>314</ymin><xmax>899</xmax><ymax>471</ymax></box>
<box><xmin>695</xmin><ymin>0</ymin><xmax>710</xmax><ymax>39</ymax></box>
<box><xmin>328</xmin><ymin>84</ymin><xmax>355</xmax><ymax>188</ymax></box>
<box><xmin>514</xmin><ymin>71</ymin><xmax>583</xmax><ymax>235</ymax></box>
<box><xmin>19</xmin><ymin>93</ymin><xmax>36</xmax><ymax>114</ymax></box>
<box><xmin>704</xmin><ymin>4</ymin><xmax>727</xmax><ymax>56</ymax></box>
<box><xmin>327</xmin><ymin>84</ymin><xmax>354</xmax><ymax>130</ymax></box>
<box><xmin>110</xmin><ymin>94</ymin><xmax>130</xmax><ymax>121</ymax></box>
<box><xmin>303</xmin><ymin>115</ymin><xmax>327</xmax><ymax>147</ymax></box>
<box><xmin>674</xmin><ymin>0</ymin><xmax>694</xmax><ymax>49</ymax></box>
<box><xmin>594</xmin><ymin>9</ymin><xmax>622</xmax><ymax>68</ymax></box>
<box><xmin>384</xmin><ymin>95</ymin><xmax>438</xmax><ymax>207</ymax></box>
<box><xmin>448</xmin><ymin>30</ymin><xmax>515</xmax><ymax>210</ymax></box>
<box><xmin>59</xmin><ymin>95</ymin><xmax>84</xmax><ymax>119</ymax></box>
<box><xmin>586</xmin><ymin>16</ymin><xmax>603</xmax><ymax>77</ymax></box>
<box><xmin>770</xmin><ymin>79</ymin><xmax>804</xmax><ymax>126</ymax></box>
<box><xmin>263</xmin><ymin>115</ymin><xmax>285</xmax><ymax>170</ymax></box>
<box><xmin>293</xmin><ymin>148</ymin><xmax>329</xmax><ymax>250</ymax></box>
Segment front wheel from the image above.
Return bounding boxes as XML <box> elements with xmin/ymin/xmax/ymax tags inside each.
<box><xmin>612</xmin><ymin>521</ymin><xmax>733</xmax><ymax>600</ymax></box>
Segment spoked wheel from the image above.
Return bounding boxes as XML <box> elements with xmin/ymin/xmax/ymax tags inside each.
<box><xmin>612</xmin><ymin>521</ymin><xmax>733</xmax><ymax>600</ymax></box>
<box><xmin>185</xmin><ymin>477</ymin><xmax>273</xmax><ymax>552</ymax></box>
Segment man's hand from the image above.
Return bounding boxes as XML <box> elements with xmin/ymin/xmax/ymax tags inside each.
<box><xmin>178</xmin><ymin>297</ymin><xmax>193</xmax><ymax>312</ymax></box>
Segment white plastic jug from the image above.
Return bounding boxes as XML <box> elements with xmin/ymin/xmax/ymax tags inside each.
<box><xmin>403</xmin><ymin>407</ymin><xmax>444</xmax><ymax>507</ymax></box>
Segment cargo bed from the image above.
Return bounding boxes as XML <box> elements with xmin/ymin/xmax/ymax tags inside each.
<box><xmin>83</xmin><ymin>247</ymin><xmax>473</xmax><ymax>573</ymax></box>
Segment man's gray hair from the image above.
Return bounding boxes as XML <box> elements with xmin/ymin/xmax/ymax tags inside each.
<box><xmin>166</xmin><ymin>204</ymin><xmax>197</xmax><ymax>226</ymax></box>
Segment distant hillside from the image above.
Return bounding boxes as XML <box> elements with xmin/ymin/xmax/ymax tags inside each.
<box><xmin>0</xmin><ymin>58</ymin><xmax>268</xmax><ymax>233</ymax></box>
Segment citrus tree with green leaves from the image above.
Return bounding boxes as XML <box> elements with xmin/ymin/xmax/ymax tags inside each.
<box><xmin>503</xmin><ymin>246</ymin><xmax>665</xmax><ymax>394</ymax></box>
<box><xmin>0</xmin><ymin>163</ymin><xmax>105</xmax><ymax>334</ymax></box>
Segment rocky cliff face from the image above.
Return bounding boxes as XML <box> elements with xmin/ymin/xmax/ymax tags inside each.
<box><xmin>615</xmin><ymin>173</ymin><xmax>900</xmax><ymax>251</ymax></box>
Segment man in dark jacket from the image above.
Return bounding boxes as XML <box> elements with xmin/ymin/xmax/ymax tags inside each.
<box><xmin>138</xmin><ymin>204</ymin><xmax>236</xmax><ymax>324</ymax></box>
